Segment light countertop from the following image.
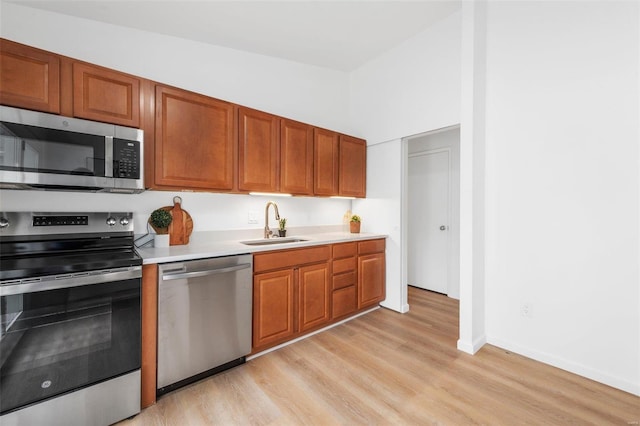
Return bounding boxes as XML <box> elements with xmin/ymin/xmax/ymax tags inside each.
<box><xmin>136</xmin><ymin>230</ymin><xmax>387</xmax><ymax>264</ymax></box>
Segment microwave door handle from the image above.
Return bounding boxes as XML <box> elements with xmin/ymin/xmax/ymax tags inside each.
<box><xmin>105</xmin><ymin>136</ymin><xmax>113</xmax><ymax>177</ymax></box>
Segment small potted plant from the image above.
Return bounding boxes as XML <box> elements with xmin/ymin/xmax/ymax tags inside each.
<box><xmin>350</xmin><ymin>214</ymin><xmax>361</xmax><ymax>233</ymax></box>
<box><xmin>278</xmin><ymin>218</ymin><xmax>287</xmax><ymax>237</ymax></box>
<box><xmin>149</xmin><ymin>208</ymin><xmax>172</xmax><ymax>247</ymax></box>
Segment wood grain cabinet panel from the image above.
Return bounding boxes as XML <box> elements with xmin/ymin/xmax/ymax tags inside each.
<box><xmin>357</xmin><ymin>240</ymin><xmax>386</xmax><ymax>309</ymax></box>
<box><xmin>280</xmin><ymin>119</ymin><xmax>313</xmax><ymax>195</ymax></box>
<box><xmin>332</xmin><ymin>286</ymin><xmax>357</xmax><ymax>319</ymax></box>
<box><xmin>253</xmin><ymin>269</ymin><xmax>296</xmax><ymax>349</ymax></box>
<box><xmin>0</xmin><ymin>39</ymin><xmax>60</xmax><ymax>113</ymax></box>
<box><xmin>154</xmin><ymin>85</ymin><xmax>235</xmax><ymax>190</ymax></box>
<box><xmin>331</xmin><ymin>242</ymin><xmax>358</xmax><ymax>319</ymax></box>
<box><xmin>333</xmin><ymin>242</ymin><xmax>356</xmax><ymax>259</ymax></box>
<box><xmin>252</xmin><ymin>246</ymin><xmax>331</xmax><ymax>352</ymax></box>
<box><xmin>238</xmin><ymin>107</ymin><xmax>279</xmax><ymax>192</ymax></box>
<box><xmin>298</xmin><ymin>263</ymin><xmax>331</xmax><ymax>332</ymax></box>
<box><xmin>73</xmin><ymin>62</ymin><xmax>141</xmax><ymax>127</ymax></box>
<box><xmin>313</xmin><ymin>128</ymin><xmax>339</xmax><ymax>195</ymax></box>
<box><xmin>141</xmin><ymin>264</ymin><xmax>158</xmax><ymax>408</ymax></box>
<box><xmin>339</xmin><ymin>135</ymin><xmax>367</xmax><ymax>198</ymax></box>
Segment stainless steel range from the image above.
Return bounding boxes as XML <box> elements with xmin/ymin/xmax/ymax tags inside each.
<box><xmin>0</xmin><ymin>212</ymin><xmax>142</xmax><ymax>426</ymax></box>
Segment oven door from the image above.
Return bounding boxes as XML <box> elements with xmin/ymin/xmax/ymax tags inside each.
<box><xmin>0</xmin><ymin>267</ymin><xmax>141</xmax><ymax>415</ymax></box>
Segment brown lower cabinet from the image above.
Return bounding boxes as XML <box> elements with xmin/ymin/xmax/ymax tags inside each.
<box><xmin>357</xmin><ymin>239</ymin><xmax>386</xmax><ymax>309</ymax></box>
<box><xmin>252</xmin><ymin>245</ymin><xmax>331</xmax><ymax>352</ymax></box>
<box><xmin>331</xmin><ymin>242</ymin><xmax>358</xmax><ymax>319</ymax></box>
<box><xmin>252</xmin><ymin>239</ymin><xmax>385</xmax><ymax>353</ymax></box>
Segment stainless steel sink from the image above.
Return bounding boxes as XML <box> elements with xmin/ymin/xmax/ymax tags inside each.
<box><xmin>240</xmin><ymin>238</ymin><xmax>308</xmax><ymax>246</ymax></box>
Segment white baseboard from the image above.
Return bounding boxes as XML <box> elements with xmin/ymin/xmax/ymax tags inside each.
<box><xmin>379</xmin><ymin>300</ymin><xmax>410</xmax><ymax>313</ymax></box>
<box><xmin>488</xmin><ymin>337</ymin><xmax>640</xmax><ymax>397</ymax></box>
<box><xmin>457</xmin><ymin>334</ymin><xmax>487</xmax><ymax>354</ymax></box>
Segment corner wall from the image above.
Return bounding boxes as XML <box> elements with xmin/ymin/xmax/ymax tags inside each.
<box><xmin>483</xmin><ymin>1</ymin><xmax>640</xmax><ymax>395</ymax></box>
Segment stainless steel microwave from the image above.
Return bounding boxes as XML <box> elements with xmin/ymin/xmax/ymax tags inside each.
<box><xmin>0</xmin><ymin>105</ymin><xmax>144</xmax><ymax>193</ymax></box>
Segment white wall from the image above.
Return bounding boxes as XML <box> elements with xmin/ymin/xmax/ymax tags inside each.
<box><xmin>484</xmin><ymin>1</ymin><xmax>640</xmax><ymax>395</ymax></box>
<box><xmin>353</xmin><ymin>139</ymin><xmax>407</xmax><ymax>313</ymax></box>
<box><xmin>0</xmin><ymin>2</ymin><xmax>351</xmax><ymax>134</ymax></box>
<box><xmin>0</xmin><ymin>190</ymin><xmax>350</xmax><ymax>236</ymax></box>
<box><xmin>350</xmin><ymin>10</ymin><xmax>462</xmax><ymax>145</ymax></box>
<box><xmin>0</xmin><ymin>2</ymin><xmax>352</xmax><ymax>232</ymax></box>
<box><xmin>351</xmin><ymin>11</ymin><xmax>462</xmax><ymax>313</ymax></box>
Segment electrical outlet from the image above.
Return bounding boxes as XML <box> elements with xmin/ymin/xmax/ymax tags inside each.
<box><xmin>247</xmin><ymin>211</ymin><xmax>258</xmax><ymax>224</ymax></box>
<box><xmin>521</xmin><ymin>303</ymin><xmax>533</xmax><ymax>318</ymax></box>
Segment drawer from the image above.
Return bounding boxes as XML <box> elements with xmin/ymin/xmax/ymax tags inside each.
<box><xmin>333</xmin><ymin>271</ymin><xmax>356</xmax><ymax>290</ymax></box>
<box><xmin>333</xmin><ymin>257</ymin><xmax>356</xmax><ymax>275</ymax></box>
<box><xmin>333</xmin><ymin>242</ymin><xmax>356</xmax><ymax>259</ymax></box>
<box><xmin>254</xmin><ymin>245</ymin><xmax>330</xmax><ymax>273</ymax></box>
<box><xmin>358</xmin><ymin>239</ymin><xmax>385</xmax><ymax>255</ymax></box>
<box><xmin>332</xmin><ymin>286</ymin><xmax>356</xmax><ymax>319</ymax></box>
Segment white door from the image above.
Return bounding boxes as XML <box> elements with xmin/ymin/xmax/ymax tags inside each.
<box><xmin>408</xmin><ymin>149</ymin><xmax>449</xmax><ymax>294</ymax></box>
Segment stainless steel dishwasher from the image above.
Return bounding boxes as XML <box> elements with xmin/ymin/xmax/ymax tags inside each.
<box><xmin>157</xmin><ymin>254</ymin><xmax>253</xmax><ymax>395</ymax></box>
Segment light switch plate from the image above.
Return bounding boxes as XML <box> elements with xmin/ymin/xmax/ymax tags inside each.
<box><xmin>248</xmin><ymin>211</ymin><xmax>258</xmax><ymax>224</ymax></box>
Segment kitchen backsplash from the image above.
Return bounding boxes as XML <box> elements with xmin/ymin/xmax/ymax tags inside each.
<box><xmin>0</xmin><ymin>190</ymin><xmax>352</xmax><ymax>234</ymax></box>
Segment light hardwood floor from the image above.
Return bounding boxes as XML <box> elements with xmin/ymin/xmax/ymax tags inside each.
<box><xmin>120</xmin><ymin>286</ymin><xmax>640</xmax><ymax>425</ymax></box>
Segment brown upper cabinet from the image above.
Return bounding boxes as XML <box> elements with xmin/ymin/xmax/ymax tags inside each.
<box><xmin>339</xmin><ymin>135</ymin><xmax>367</xmax><ymax>197</ymax></box>
<box><xmin>153</xmin><ymin>85</ymin><xmax>236</xmax><ymax>191</ymax></box>
<box><xmin>0</xmin><ymin>39</ymin><xmax>60</xmax><ymax>114</ymax></box>
<box><xmin>72</xmin><ymin>62</ymin><xmax>141</xmax><ymax>128</ymax></box>
<box><xmin>280</xmin><ymin>119</ymin><xmax>314</xmax><ymax>195</ymax></box>
<box><xmin>0</xmin><ymin>39</ymin><xmax>367</xmax><ymax>197</ymax></box>
<box><xmin>315</xmin><ymin>129</ymin><xmax>367</xmax><ymax>198</ymax></box>
<box><xmin>313</xmin><ymin>128</ymin><xmax>340</xmax><ymax>196</ymax></box>
<box><xmin>238</xmin><ymin>107</ymin><xmax>280</xmax><ymax>193</ymax></box>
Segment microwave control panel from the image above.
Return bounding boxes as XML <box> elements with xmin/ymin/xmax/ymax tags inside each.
<box><xmin>113</xmin><ymin>139</ymin><xmax>140</xmax><ymax>179</ymax></box>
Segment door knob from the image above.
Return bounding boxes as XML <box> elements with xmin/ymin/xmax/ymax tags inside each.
<box><xmin>440</xmin><ymin>225</ymin><xmax>447</xmax><ymax>231</ymax></box>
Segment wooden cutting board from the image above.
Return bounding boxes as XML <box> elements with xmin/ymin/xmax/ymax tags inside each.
<box><xmin>159</xmin><ymin>197</ymin><xmax>193</xmax><ymax>246</ymax></box>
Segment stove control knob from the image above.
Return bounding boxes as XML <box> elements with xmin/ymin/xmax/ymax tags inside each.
<box><xmin>106</xmin><ymin>217</ymin><xmax>117</xmax><ymax>226</ymax></box>
<box><xmin>0</xmin><ymin>217</ymin><xmax>9</xmax><ymax>229</ymax></box>
<box><xmin>119</xmin><ymin>217</ymin><xmax>130</xmax><ymax>226</ymax></box>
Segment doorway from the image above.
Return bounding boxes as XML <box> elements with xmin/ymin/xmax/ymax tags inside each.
<box><xmin>405</xmin><ymin>126</ymin><xmax>460</xmax><ymax>298</ymax></box>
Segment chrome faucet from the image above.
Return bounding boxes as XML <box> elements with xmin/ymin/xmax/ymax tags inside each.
<box><xmin>264</xmin><ymin>201</ymin><xmax>280</xmax><ymax>239</ymax></box>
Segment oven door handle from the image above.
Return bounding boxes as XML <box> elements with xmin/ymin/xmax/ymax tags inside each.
<box><xmin>0</xmin><ymin>266</ymin><xmax>142</xmax><ymax>297</ymax></box>
<box><xmin>162</xmin><ymin>263</ymin><xmax>251</xmax><ymax>281</ymax></box>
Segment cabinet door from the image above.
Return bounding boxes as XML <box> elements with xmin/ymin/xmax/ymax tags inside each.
<box><xmin>238</xmin><ymin>107</ymin><xmax>279</xmax><ymax>192</ymax></box>
<box><xmin>73</xmin><ymin>62</ymin><xmax>140</xmax><ymax>127</ymax></box>
<box><xmin>280</xmin><ymin>119</ymin><xmax>313</xmax><ymax>195</ymax></box>
<box><xmin>358</xmin><ymin>252</ymin><xmax>385</xmax><ymax>309</ymax></box>
<box><xmin>298</xmin><ymin>263</ymin><xmax>331</xmax><ymax>332</ymax></box>
<box><xmin>0</xmin><ymin>39</ymin><xmax>60</xmax><ymax>113</ymax></box>
<box><xmin>332</xmin><ymin>286</ymin><xmax>357</xmax><ymax>319</ymax></box>
<box><xmin>155</xmin><ymin>85</ymin><xmax>235</xmax><ymax>190</ymax></box>
<box><xmin>339</xmin><ymin>135</ymin><xmax>367</xmax><ymax>198</ymax></box>
<box><xmin>253</xmin><ymin>269</ymin><xmax>295</xmax><ymax>349</ymax></box>
<box><xmin>313</xmin><ymin>128</ymin><xmax>339</xmax><ymax>196</ymax></box>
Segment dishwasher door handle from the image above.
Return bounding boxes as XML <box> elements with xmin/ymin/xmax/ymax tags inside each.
<box><xmin>162</xmin><ymin>263</ymin><xmax>252</xmax><ymax>281</ymax></box>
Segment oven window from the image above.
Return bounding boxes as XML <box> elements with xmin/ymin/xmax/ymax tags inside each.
<box><xmin>0</xmin><ymin>278</ymin><xmax>140</xmax><ymax>415</ymax></box>
<box><xmin>0</xmin><ymin>122</ymin><xmax>106</xmax><ymax>177</ymax></box>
